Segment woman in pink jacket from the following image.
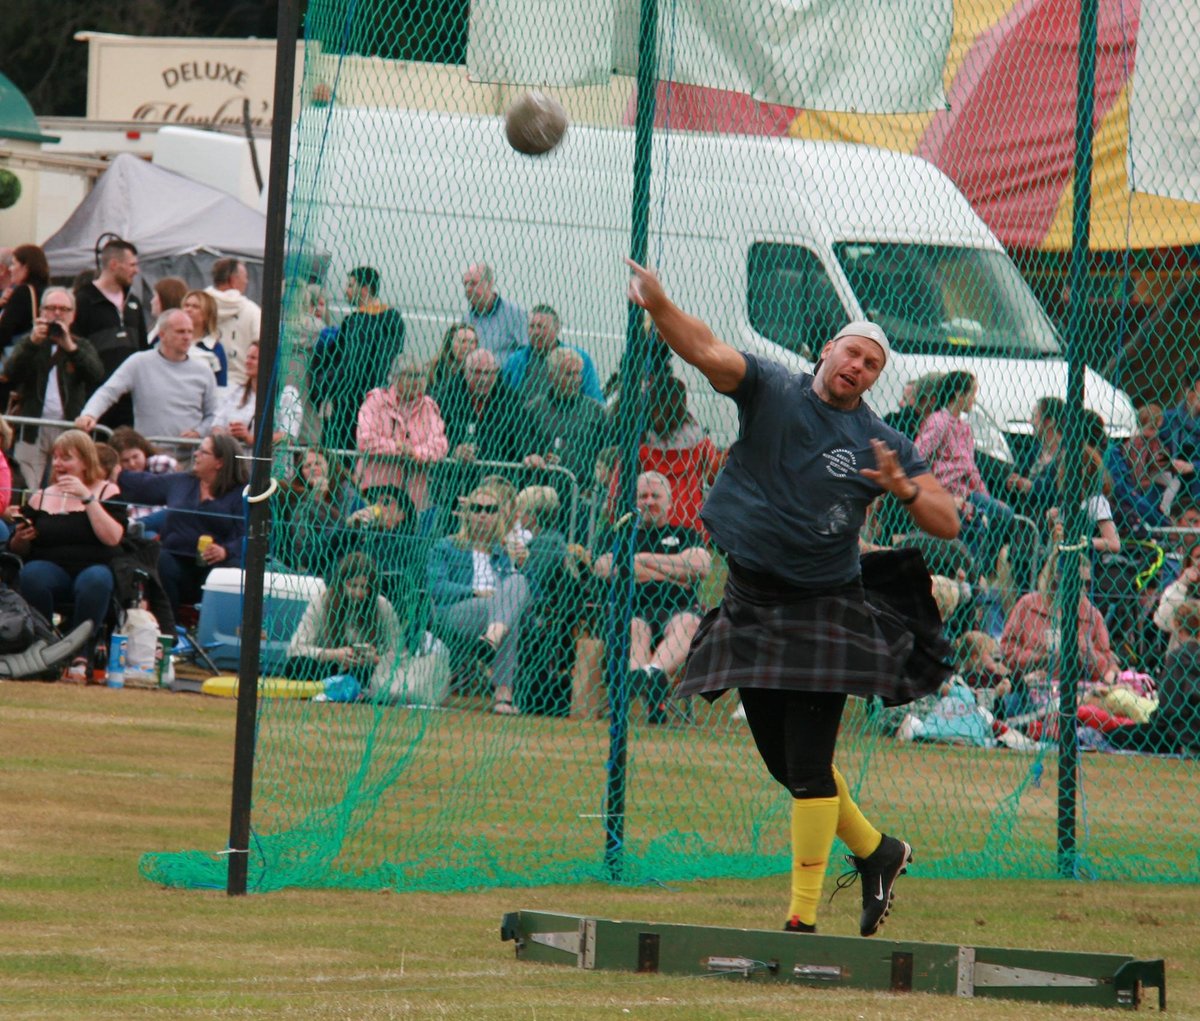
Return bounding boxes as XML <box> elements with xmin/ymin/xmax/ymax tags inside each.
<box><xmin>916</xmin><ymin>370</ymin><xmax>1014</xmax><ymax>577</ymax></box>
<box><xmin>356</xmin><ymin>354</ymin><xmax>449</xmax><ymax>512</ymax></box>
<box><xmin>1000</xmin><ymin>553</ymin><xmax>1118</xmax><ymax>725</ymax></box>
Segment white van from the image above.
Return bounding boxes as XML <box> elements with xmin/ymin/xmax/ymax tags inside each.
<box><xmin>298</xmin><ymin>108</ymin><xmax>1135</xmax><ymax>458</ymax></box>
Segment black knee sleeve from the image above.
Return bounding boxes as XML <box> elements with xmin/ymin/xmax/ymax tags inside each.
<box><xmin>786</xmin><ymin>770</ymin><xmax>838</xmax><ymax>800</ymax></box>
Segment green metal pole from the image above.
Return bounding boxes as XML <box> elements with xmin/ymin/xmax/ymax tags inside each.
<box><xmin>604</xmin><ymin>0</ymin><xmax>659</xmax><ymax>881</ymax></box>
<box><xmin>226</xmin><ymin>0</ymin><xmax>302</xmax><ymax>895</ymax></box>
<box><xmin>1056</xmin><ymin>0</ymin><xmax>1100</xmax><ymax>880</ymax></box>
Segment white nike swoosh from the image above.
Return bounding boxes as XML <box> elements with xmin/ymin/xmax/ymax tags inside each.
<box><xmin>874</xmin><ymin>877</ymin><xmax>884</xmax><ymax>901</ymax></box>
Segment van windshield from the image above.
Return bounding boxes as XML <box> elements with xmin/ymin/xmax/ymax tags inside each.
<box><xmin>832</xmin><ymin>242</ymin><xmax>1062</xmax><ymax>358</ymax></box>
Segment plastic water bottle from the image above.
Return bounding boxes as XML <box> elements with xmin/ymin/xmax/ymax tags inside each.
<box><xmin>317</xmin><ymin>673</ymin><xmax>361</xmax><ymax>703</ymax></box>
<box><xmin>106</xmin><ymin>635</ymin><xmax>128</xmax><ymax>689</ymax></box>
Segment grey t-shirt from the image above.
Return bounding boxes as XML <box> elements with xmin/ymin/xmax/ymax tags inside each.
<box><xmin>702</xmin><ymin>353</ymin><xmax>927</xmax><ymax>587</ymax></box>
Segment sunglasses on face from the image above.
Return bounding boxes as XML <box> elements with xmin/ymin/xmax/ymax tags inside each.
<box><xmin>464</xmin><ymin>501</ymin><xmax>499</xmax><ymax>514</ymax></box>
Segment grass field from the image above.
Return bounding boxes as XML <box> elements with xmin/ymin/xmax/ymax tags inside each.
<box><xmin>3</xmin><ymin>681</ymin><xmax>1198</xmax><ymax>1020</ymax></box>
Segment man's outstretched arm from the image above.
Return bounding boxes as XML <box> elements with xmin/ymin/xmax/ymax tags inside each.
<box><xmin>625</xmin><ymin>258</ymin><xmax>745</xmax><ymax>394</ymax></box>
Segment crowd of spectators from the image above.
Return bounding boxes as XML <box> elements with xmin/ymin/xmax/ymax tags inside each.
<box><xmin>0</xmin><ymin>243</ymin><xmax>1193</xmax><ymax>752</ymax></box>
<box><xmin>877</xmin><ymin>363</ymin><xmax>1200</xmax><ymax>755</ymax></box>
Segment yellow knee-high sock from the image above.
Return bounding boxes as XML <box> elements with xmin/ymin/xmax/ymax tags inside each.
<box><xmin>834</xmin><ymin>766</ymin><xmax>882</xmax><ymax>860</ymax></box>
<box><xmin>787</xmin><ymin>796</ymin><xmax>839</xmax><ymax>924</ymax></box>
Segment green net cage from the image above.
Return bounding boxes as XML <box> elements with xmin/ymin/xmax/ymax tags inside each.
<box><xmin>141</xmin><ymin>0</ymin><xmax>1200</xmax><ymax>896</ymax></box>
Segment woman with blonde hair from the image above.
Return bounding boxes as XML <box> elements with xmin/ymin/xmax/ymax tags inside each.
<box><xmin>426</xmin><ymin>476</ymin><xmax>530</xmax><ymax>714</ymax></box>
<box><xmin>509</xmin><ymin>484</ymin><xmax>560</xmax><ymax>561</ymax></box>
<box><xmin>180</xmin><ymin>289</ymin><xmax>227</xmax><ymax>386</ymax></box>
<box><xmin>8</xmin><ymin>429</ymin><xmax>126</xmax><ymax>680</ymax></box>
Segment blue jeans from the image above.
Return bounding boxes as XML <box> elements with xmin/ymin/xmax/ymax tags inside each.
<box><xmin>963</xmin><ymin>491</ymin><xmax>1015</xmax><ymax>577</ymax></box>
<box><xmin>157</xmin><ymin>551</ymin><xmax>211</xmax><ymax>613</ymax></box>
<box><xmin>19</xmin><ymin>561</ymin><xmax>114</xmax><ymax>641</ymax></box>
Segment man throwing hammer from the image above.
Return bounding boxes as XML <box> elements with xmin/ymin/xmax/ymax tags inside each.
<box><xmin>626</xmin><ymin>258</ymin><xmax>959</xmax><ymax>937</ymax></box>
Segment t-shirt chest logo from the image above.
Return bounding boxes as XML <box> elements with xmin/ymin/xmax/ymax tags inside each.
<box><xmin>822</xmin><ymin>448</ymin><xmax>857</xmax><ymax>478</ymax></box>
<box><xmin>659</xmin><ymin>536</ymin><xmax>681</xmax><ymax>549</ymax></box>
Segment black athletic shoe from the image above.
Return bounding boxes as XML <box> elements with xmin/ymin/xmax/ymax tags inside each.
<box><xmin>783</xmin><ymin>916</ymin><xmax>816</xmax><ymax>934</ymax></box>
<box><xmin>836</xmin><ymin>834</ymin><xmax>913</xmax><ymax>937</ymax></box>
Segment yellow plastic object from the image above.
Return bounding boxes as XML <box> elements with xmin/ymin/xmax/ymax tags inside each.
<box><xmin>200</xmin><ymin>675</ymin><xmax>324</xmax><ymax>699</ymax></box>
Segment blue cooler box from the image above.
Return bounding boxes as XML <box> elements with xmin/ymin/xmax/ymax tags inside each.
<box><xmin>197</xmin><ymin>569</ymin><xmax>327</xmax><ymax>671</ymax></box>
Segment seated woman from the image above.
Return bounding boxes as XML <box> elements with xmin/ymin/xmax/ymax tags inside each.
<box><xmin>916</xmin><ymin>370</ymin><xmax>1014</xmax><ymax>578</ymax></box>
<box><xmin>115</xmin><ymin>434</ymin><xmax>247</xmax><ymax>612</ymax></box>
<box><xmin>1004</xmin><ymin>395</ymin><xmax>1064</xmax><ymax>517</ymax></box>
<box><xmin>281</xmin><ymin>447</ymin><xmax>365</xmax><ymax>574</ymax></box>
<box><xmin>883</xmin><ymin>371</ymin><xmax>943</xmax><ymax>440</ymax></box>
<box><xmin>1000</xmin><ymin>550</ymin><xmax>1118</xmax><ymax>729</ymax></box>
<box><xmin>1152</xmin><ymin>540</ymin><xmax>1200</xmax><ymax>652</ymax></box>
<box><xmin>211</xmin><ymin>342</ymin><xmax>303</xmax><ymax>446</ymax></box>
<box><xmin>287</xmin><ymin>551</ymin><xmax>449</xmax><ymax>705</ymax></box>
<box><xmin>1107</xmin><ymin>402</ymin><xmax>1188</xmax><ymax>530</ymax></box>
<box><xmin>8</xmin><ymin>430</ymin><xmax>126</xmax><ymax>681</ymax></box>
<box><xmin>506</xmin><ymin>485</ymin><xmax>594</xmax><ymax>715</ymax></box>
<box><xmin>426</xmin><ymin>476</ymin><xmax>530</xmax><ymax>715</ymax></box>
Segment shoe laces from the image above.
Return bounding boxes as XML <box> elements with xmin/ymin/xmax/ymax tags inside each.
<box><xmin>829</xmin><ymin>855</ymin><xmax>861</xmax><ymax>904</ymax></box>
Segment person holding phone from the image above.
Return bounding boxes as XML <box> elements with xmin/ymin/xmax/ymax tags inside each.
<box><xmin>2</xmin><ymin>286</ymin><xmax>105</xmax><ymax>489</ymax></box>
<box><xmin>8</xmin><ymin>429</ymin><xmax>126</xmax><ymax>682</ymax></box>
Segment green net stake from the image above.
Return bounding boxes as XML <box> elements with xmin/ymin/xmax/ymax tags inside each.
<box><xmin>1055</xmin><ymin>0</ymin><xmax>1101</xmax><ymax>882</ymax></box>
<box><xmin>604</xmin><ymin>0</ymin><xmax>661</xmax><ymax>882</ymax></box>
<box><xmin>226</xmin><ymin>0</ymin><xmax>302</xmax><ymax>897</ymax></box>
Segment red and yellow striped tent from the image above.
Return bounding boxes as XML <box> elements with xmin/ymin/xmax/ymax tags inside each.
<box><xmin>630</xmin><ymin>0</ymin><xmax>1200</xmax><ymax>254</ymax></box>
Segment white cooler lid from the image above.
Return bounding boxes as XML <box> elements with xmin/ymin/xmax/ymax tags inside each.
<box><xmin>202</xmin><ymin>568</ymin><xmax>327</xmax><ymax>601</ymax></box>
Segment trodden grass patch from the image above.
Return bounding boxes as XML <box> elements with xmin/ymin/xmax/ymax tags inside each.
<box><xmin>1</xmin><ymin>682</ymin><xmax>1197</xmax><ymax>1020</ymax></box>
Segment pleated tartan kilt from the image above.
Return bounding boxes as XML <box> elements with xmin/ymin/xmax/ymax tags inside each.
<box><xmin>678</xmin><ymin>547</ymin><xmax>953</xmax><ymax>708</ymax></box>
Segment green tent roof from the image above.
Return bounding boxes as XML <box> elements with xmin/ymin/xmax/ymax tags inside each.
<box><xmin>0</xmin><ymin>71</ymin><xmax>59</xmax><ymax>144</ymax></box>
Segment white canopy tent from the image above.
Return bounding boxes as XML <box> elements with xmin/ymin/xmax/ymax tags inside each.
<box><xmin>42</xmin><ymin>153</ymin><xmax>267</xmax><ymax>302</ymax></box>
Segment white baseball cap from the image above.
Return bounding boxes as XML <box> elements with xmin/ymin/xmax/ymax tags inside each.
<box><xmin>831</xmin><ymin>321</ymin><xmax>891</xmax><ymax>365</ymax></box>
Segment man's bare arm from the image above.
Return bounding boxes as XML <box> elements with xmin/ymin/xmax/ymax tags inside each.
<box><xmin>625</xmin><ymin>258</ymin><xmax>745</xmax><ymax>394</ymax></box>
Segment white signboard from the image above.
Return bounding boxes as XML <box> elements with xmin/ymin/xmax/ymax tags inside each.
<box><xmin>77</xmin><ymin>32</ymin><xmax>302</xmax><ymax>128</ymax></box>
